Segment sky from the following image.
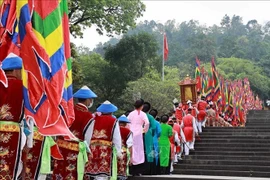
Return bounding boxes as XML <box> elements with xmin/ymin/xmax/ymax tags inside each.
<box><xmin>71</xmin><ymin>1</ymin><xmax>270</xmax><ymax>50</ymax></box>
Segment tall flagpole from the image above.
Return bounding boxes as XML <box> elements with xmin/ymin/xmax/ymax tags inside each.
<box><xmin>162</xmin><ymin>33</ymin><xmax>164</xmax><ymax>81</ymax></box>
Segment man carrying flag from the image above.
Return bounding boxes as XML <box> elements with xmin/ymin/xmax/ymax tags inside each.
<box><xmin>0</xmin><ymin>54</ymin><xmax>25</xmax><ymax>179</ymax></box>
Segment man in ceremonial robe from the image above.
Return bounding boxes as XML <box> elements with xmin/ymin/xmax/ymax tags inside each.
<box><xmin>185</xmin><ymin>100</ymin><xmax>198</xmax><ymax>120</ymax></box>
<box><xmin>197</xmin><ymin>95</ymin><xmax>208</xmax><ymax>133</ymax></box>
<box><xmin>52</xmin><ymin>86</ymin><xmax>97</xmax><ymax>180</ymax></box>
<box><xmin>175</xmin><ymin>103</ymin><xmax>185</xmax><ymax>124</ymax></box>
<box><xmin>168</xmin><ymin>120</ymin><xmax>180</xmax><ymax>174</ymax></box>
<box><xmin>24</xmin><ymin>126</ymin><xmax>58</xmax><ymax>180</ymax></box>
<box><xmin>117</xmin><ymin>115</ymin><xmax>133</xmax><ymax>180</ymax></box>
<box><xmin>127</xmin><ymin>99</ymin><xmax>149</xmax><ymax>176</ymax></box>
<box><xmin>0</xmin><ymin>54</ymin><xmax>25</xmax><ymax>179</ymax></box>
<box><xmin>181</xmin><ymin>108</ymin><xmax>198</xmax><ymax>155</ymax></box>
<box><xmin>172</xmin><ymin>117</ymin><xmax>185</xmax><ymax>161</ymax></box>
<box><xmin>70</xmin><ymin>86</ymin><xmax>96</xmax><ymax>146</ymax></box>
<box><xmin>85</xmin><ymin>100</ymin><xmax>122</xmax><ymax>180</ymax></box>
<box><xmin>142</xmin><ymin>102</ymin><xmax>156</xmax><ymax>175</ymax></box>
<box><xmin>206</xmin><ymin>102</ymin><xmax>216</xmax><ymax>127</ymax></box>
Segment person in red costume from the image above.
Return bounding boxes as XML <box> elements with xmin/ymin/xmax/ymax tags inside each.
<box><xmin>85</xmin><ymin>100</ymin><xmax>122</xmax><ymax>180</ymax></box>
<box><xmin>168</xmin><ymin>120</ymin><xmax>180</xmax><ymax>174</ymax></box>
<box><xmin>0</xmin><ymin>53</ymin><xmax>25</xmax><ymax>179</ymax></box>
<box><xmin>181</xmin><ymin>108</ymin><xmax>198</xmax><ymax>155</ymax></box>
<box><xmin>70</xmin><ymin>86</ymin><xmax>97</xmax><ymax>146</ymax></box>
<box><xmin>172</xmin><ymin>117</ymin><xmax>186</xmax><ymax>162</ymax></box>
<box><xmin>206</xmin><ymin>101</ymin><xmax>216</xmax><ymax>127</ymax></box>
<box><xmin>174</xmin><ymin>103</ymin><xmax>185</xmax><ymax>124</ymax></box>
<box><xmin>196</xmin><ymin>95</ymin><xmax>208</xmax><ymax>133</ymax></box>
<box><xmin>52</xmin><ymin>85</ymin><xmax>97</xmax><ymax>180</ymax></box>
<box><xmin>185</xmin><ymin>100</ymin><xmax>198</xmax><ymax>120</ymax></box>
<box><xmin>117</xmin><ymin>115</ymin><xmax>133</xmax><ymax>180</ymax></box>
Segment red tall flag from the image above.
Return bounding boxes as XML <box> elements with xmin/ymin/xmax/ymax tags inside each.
<box><xmin>163</xmin><ymin>33</ymin><xmax>169</xmax><ymax>61</ymax></box>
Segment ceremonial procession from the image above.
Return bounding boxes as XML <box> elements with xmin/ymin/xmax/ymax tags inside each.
<box><xmin>0</xmin><ymin>0</ymin><xmax>269</xmax><ymax>180</ymax></box>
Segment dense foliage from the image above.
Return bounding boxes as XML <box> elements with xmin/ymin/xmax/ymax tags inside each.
<box><xmin>68</xmin><ymin>0</ymin><xmax>145</xmax><ymax>38</ymax></box>
<box><xmin>72</xmin><ymin>14</ymin><xmax>270</xmax><ymax>111</ymax></box>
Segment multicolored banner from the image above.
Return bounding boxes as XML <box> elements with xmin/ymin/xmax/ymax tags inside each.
<box><xmin>0</xmin><ymin>0</ymin><xmax>75</xmax><ymax>138</ymax></box>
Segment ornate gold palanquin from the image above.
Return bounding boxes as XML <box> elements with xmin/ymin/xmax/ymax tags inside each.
<box><xmin>178</xmin><ymin>75</ymin><xmax>197</xmax><ymax>105</ymax></box>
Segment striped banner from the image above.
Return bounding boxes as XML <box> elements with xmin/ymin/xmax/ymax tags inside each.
<box><xmin>0</xmin><ymin>0</ymin><xmax>19</xmax><ymax>61</ymax></box>
<box><xmin>60</xmin><ymin>0</ymin><xmax>75</xmax><ymax>127</ymax></box>
<box><xmin>17</xmin><ymin>0</ymin><xmax>75</xmax><ymax>138</ymax></box>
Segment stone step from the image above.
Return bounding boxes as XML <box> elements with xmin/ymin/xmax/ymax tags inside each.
<box><xmin>246</xmin><ymin>124</ymin><xmax>270</xmax><ymax>127</ymax></box>
<box><xmin>169</xmin><ymin>111</ymin><xmax>270</xmax><ymax>179</ymax></box>
<box><xmin>175</xmin><ymin>163</ymin><xmax>270</xmax><ymax>172</ymax></box>
<box><xmin>200</xmin><ymin>132</ymin><xmax>269</xmax><ymax>135</ymax></box>
<box><xmin>196</xmin><ymin>138</ymin><xmax>270</xmax><ymax>143</ymax></box>
<box><xmin>194</xmin><ymin>146</ymin><xmax>270</xmax><ymax>152</ymax></box>
<box><xmin>246</xmin><ymin>122</ymin><xmax>270</xmax><ymax>124</ymax></box>
<box><xmin>204</xmin><ymin>127</ymin><xmax>270</xmax><ymax>130</ymax></box>
<box><xmin>181</xmin><ymin>159</ymin><xmax>270</xmax><ymax>166</ymax></box>
<box><xmin>184</xmin><ymin>155</ymin><xmax>270</xmax><ymax>161</ymax></box>
<box><xmin>199</xmin><ymin>135</ymin><xmax>270</xmax><ymax>139</ymax></box>
<box><xmin>195</xmin><ymin>142</ymin><xmax>270</xmax><ymax>148</ymax></box>
<box><xmin>200</xmin><ymin>132</ymin><xmax>270</xmax><ymax>136</ymax></box>
<box><xmin>246</xmin><ymin>119</ymin><xmax>270</xmax><ymax>121</ymax></box>
<box><xmin>244</xmin><ymin>126</ymin><xmax>270</xmax><ymax>129</ymax></box>
<box><xmin>190</xmin><ymin>151</ymin><xmax>270</xmax><ymax>156</ymax></box>
<box><xmin>129</xmin><ymin>174</ymin><xmax>270</xmax><ymax>180</ymax></box>
<box><xmin>173</xmin><ymin>169</ymin><xmax>270</xmax><ymax>178</ymax></box>
<box><xmin>245</xmin><ymin>119</ymin><xmax>270</xmax><ymax>126</ymax></box>
<box><xmin>249</xmin><ymin>111</ymin><xmax>270</xmax><ymax>115</ymax></box>
<box><xmin>202</xmin><ymin>129</ymin><xmax>270</xmax><ymax>132</ymax></box>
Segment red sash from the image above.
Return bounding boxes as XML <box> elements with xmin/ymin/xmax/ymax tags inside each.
<box><xmin>52</xmin><ymin>138</ymin><xmax>80</xmax><ymax>180</ymax></box>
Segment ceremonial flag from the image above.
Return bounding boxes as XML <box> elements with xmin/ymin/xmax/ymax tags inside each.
<box><xmin>0</xmin><ymin>0</ymin><xmax>19</xmax><ymax>61</ymax></box>
<box><xmin>17</xmin><ymin>0</ymin><xmax>75</xmax><ymax>138</ymax></box>
<box><xmin>195</xmin><ymin>57</ymin><xmax>202</xmax><ymax>92</ymax></box>
<box><xmin>205</xmin><ymin>71</ymin><xmax>213</xmax><ymax>101</ymax></box>
<box><xmin>162</xmin><ymin>33</ymin><xmax>168</xmax><ymax>81</ymax></box>
<box><xmin>0</xmin><ymin>61</ymin><xmax>7</xmax><ymax>87</ymax></box>
<box><xmin>163</xmin><ymin>33</ymin><xmax>169</xmax><ymax>61</ymax></box>
<box><xmin>201</xmin><ymin>66</ymin><xmax>207</xmax><ymax>94</ymax></box>
<box><xmin>0</xmin><ymin>0</ymin><xmax>19</xmax><ymax>87</ymax></box>
<box><xmin>211</xmin><ymin>57</ymin><xmax>220</xmax><ymax>102</ymax></box>
<box><xmin>60</xmin><ymin>0</ymin><xmax>75</xmax><ymax>127</ymax></box>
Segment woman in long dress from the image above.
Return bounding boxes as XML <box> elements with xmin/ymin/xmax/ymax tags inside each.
<box><xmin>127</xmin><ymin>99</ymin><xmax>149</xmax><ymax>175</ymax></box>
<box><xmin>159</xmin><ymin>115</ymin><xmax>173</xmax><ymax>174</ymax></box>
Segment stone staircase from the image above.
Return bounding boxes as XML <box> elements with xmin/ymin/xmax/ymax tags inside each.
<box><xmin>130</xmin><ymin>110</ymin><xmax>270</xmax><ymax>180</ymax></box>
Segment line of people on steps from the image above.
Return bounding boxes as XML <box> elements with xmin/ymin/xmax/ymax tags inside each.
<box><xmin>0</xmin><ymin>54</ymin><xmax>233</xmax><ymax>180</ymax></box>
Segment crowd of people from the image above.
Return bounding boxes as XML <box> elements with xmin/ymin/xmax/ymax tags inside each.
<box><xmin>0</xmin><ymin>54</ymin><xmax>236</xmax><ymax>180</ymax></box>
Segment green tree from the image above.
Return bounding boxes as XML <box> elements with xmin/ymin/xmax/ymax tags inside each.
<box><xmin>119</xmin><ymin>66</ymin><xmax>180</xmax><ymax>115</ymax></box>
<box><xmin>68</xmin><ymin>0</ymin><xmax>145</xmax><ymax>38</ymax></box>
<box><xmin>92</xmin><ymin>37</ymin><xmax>120</xmax><ymax>57</ymax></box>
<box><xmin>105</xmin><ymin>32</ymin><xmax>162</xmax><ymax>81</ymax></box>
<box><xmin>70</xmin><ymin>43</ymin><xmax>84</xmax><ymax>91</ymax></box>
<box><xmin>76</xmin><ymin>53</ymin><xmax>108</xmax><ymax>99</ymax></box>
<box><xmin>217</xmin><ymin>58</ymin><xmax>270</xmax><ymax>99</ymax></box>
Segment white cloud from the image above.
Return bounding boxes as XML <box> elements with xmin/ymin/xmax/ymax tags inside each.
<box><xmin>71</xmin><ymin>1</ymin><xmax>270</xmax><ymax>49</ymax></box>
